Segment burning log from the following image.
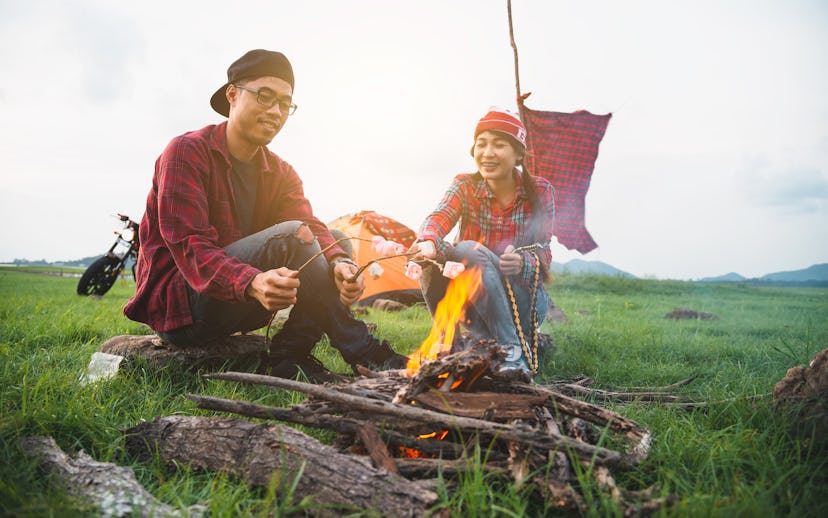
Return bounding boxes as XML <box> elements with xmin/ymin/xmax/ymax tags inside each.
<box><xmin>124</xmin><ymin>416</ymin><xmax>438</xmax><ymax>517</ymax></box>
<box><xmin>395</xmin><ymin>341</ymin><xmax>504</xmax><ymax>402</ymax></box>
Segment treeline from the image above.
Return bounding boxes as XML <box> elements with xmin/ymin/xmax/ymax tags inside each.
<box><xmin>9</xmin><ymin>257</ymin><xmax>101</xmax><ymax>268</ymax></box>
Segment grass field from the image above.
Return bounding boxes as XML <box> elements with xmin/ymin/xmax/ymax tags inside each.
<box><xmin>1</xmin><ymin>267</ymin><xmax>826</xmax><ymax>516</ymax></box>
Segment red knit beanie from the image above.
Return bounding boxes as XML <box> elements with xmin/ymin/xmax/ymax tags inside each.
<box><xmin>474</xmin><ymin>107</ymin><xmax>527</xmax><ymax>149</ymax></box>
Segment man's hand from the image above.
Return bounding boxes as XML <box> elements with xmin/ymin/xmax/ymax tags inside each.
<box><xmin>246</xmin><ymin>267</ymin><xmax>300</xmax><ymax>312</ymax></box>
<box><xmin>499</xmin><ymin>245</ymin><xmax>523</xmax><ymax>276</ymax></box>
<box><xmin>332</xmin><ymin>260</ymin><xmax>364</xmax><ymax>306</ymax></box>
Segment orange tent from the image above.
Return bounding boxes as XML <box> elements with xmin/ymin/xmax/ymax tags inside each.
<box><xmin>328</xmin><ymin>211</ymin><xmax>423</xmax><ymax>306</ymax></box>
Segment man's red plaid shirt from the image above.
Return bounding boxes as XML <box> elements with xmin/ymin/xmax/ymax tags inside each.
<box><xmin>124</xmin><ymin>122</ymin><xmax>345</xmax><ymax>332</ymax></box>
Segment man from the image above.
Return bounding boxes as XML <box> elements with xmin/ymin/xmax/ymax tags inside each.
<box><xmin>124</xmin><ymin>49</ymin><xmax>407</xmax><ymax>379</ymax></box>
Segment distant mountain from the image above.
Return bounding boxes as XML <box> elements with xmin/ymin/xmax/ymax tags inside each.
<box><xmin>698</xmin><ymin>263</ymin><xmax>828</xmax><ymax>287</ymax></box>
<box><xmin>551</xmin><ymin>259</ymin><xmax>636</xmax><ymax>278</ymax></box>
<box><xmin>759</xmin><ymin>263</ymin><xmax>828</xmax><ymax>282</ymax></box>
<box><xmin>698</xmin><ymin>272</ymin><xmax>747</xmax><ymax>283</ymax></box>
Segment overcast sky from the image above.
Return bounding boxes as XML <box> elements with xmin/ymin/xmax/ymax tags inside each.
<box><xmin>1</xmin><ymin>0</ymin><xmax>826</xmax><ymax>280</ymax></box>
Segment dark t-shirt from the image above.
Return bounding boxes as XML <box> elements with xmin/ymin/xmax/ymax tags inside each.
<box><xmin>228</xmin><ymin>154</ymin><xmax>258</xmax><ymax>236</ymax></box>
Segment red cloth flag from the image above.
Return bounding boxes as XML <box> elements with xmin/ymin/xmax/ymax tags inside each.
<box><xmin>519</xmin><ymin>97</ymin><xmax>611</xmax><ymax>254</ymax></box>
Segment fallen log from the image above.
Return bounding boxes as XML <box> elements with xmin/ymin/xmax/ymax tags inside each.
<box><xmin>124</xmin><ymin>416</ymin><xmax>438</xmax><ymax>518</ymax></box>
<box><xmin>98</xmin><ymin>333</ymin><xmax>267</xmax><ymax>371</ymax></box>
<box><xmin>20</xmin><ymin>435</ymin><xmax>202</xmax><ymax>517</ymax></box>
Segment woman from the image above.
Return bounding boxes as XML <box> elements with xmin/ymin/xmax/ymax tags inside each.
<box><xmin>411</xmin><ymin>107</ymin><xmax>555</xmax><ymax>380</ymax></box>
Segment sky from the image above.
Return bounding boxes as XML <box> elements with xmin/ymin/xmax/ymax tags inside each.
<box><xmin>1</xmin><ymin>0</ymin><xmax>826</xmax><ymax>280</ymax></box>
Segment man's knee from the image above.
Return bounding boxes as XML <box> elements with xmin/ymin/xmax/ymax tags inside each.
<box><xmin>294</xmin><ymin>222</ymin><xmax>315</xmax><ymax>243</ymax></box>
<box><xmin>250</xmin><ymin>221</ymin><xmax>320</xmax><ymax>271</ymax></box>
<box><xmin>263</xmin><ymin>220</ymin><xmax>313</xmax><ymax>242</ymax></box>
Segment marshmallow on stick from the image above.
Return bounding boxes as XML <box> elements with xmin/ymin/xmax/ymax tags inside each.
<box><xmin>371</xmin><ymin>236</ymin><xmax>406</xmax><ymax>256</ymax></box>
<box><xmin>442</xmin><ymin>261</ymin><xmax>465</xmax><ymax>279</ymax></box>
<box><xmin>368</xmin><ymin>262</ymin><xmax>384</xmax><ymax>279</ymax></box>
<box><xmin>405</xmin><ymin>261</ymin><xmax>423</xmax><ymax>281</ymax></box>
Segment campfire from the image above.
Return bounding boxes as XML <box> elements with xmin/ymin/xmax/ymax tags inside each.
<box><xmin>405</xmin><ymin>264</ymin><xmax>483</xmax><ymax>375</ymax></box>
<box><xmin>128</xmin><ymin>265</ymin><xmax>678</xmax><ymax>516</ymax></box>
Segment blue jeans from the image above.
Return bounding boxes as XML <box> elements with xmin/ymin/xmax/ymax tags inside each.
<box><xmin>419</xmin><ymin>240</ymin><xmax>549</xmax><ymax>352</ymax></box>
<box><xmin>157</xmin><ymin>221</ymin><xmax>375</xmax><ymax>364</ymax></box>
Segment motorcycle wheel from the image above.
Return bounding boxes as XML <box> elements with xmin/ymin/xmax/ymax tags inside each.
<box><xmin>77</xmin><ymin>255</ymin><xmax>122</xmax><ymax>296</ymax></box>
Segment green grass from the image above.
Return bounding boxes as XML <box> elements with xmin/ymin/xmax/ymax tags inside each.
<box><xmin>1</xmin><ymin>269</ymin><xmax>826</xmax><ymax>516</ymax></box>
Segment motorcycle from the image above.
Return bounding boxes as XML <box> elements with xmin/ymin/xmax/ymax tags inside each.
<box><xmin>77</xmin><ymin>214</ymin><xmax>140</xmax><ymax>296</ymax></box>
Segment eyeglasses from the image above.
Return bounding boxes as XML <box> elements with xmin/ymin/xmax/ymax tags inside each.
<box><xmin>234</xmin><ymin>84</ymin><xmax>298</xmax><ymax>115</ymax></box>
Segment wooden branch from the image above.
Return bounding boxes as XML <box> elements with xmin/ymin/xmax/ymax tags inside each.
<box><xmin>476</xmin><ymin>379</ymin><xmax>653</xmax><ymax>463</ymax></box>
<box><xmin>204</xmin><ymin>371</ymin><xmax>634</xmax><ymax>467</ymax></box>
<box><xmin>507</xmin><ymin>0</ymin><xmax>522</xmax><ymax>97</ymax></box>
<box><xmin>20</xmin><ymin>435</ymin><xmax>202</xmax><ymax>517</ymax></box>
<box><xmin>552</xmin><ymin>383</ymin><xmax>696</xmax><ymax>404</ymax></box>
<box><xmin>621</xmin><ymin>376</ymin><xmax>697</xmax><ymax>391</ymax></box>
<box><xmin>413</xmin><ymin>390</ymin><xmax>547</xmax><ymax>420</ymax></box>
<box><xmin>355</xmin><ymin>423</ymin><xmax>398</xmax><ymax>474</ymax></box>
<box><xmin>187</xmin><ymin>394</ymin><xmax>475</xmax><ymax>460</ymax></box>
<box><xmin>347</xmin><ymin>251</ymin><xmax>417</xmax><ymax>282</ymax></box>
<box><xmin>395</xmin><ymin>457</ymin><xmax>508</xmax><ymax>479</ymax></box>
<box><xmin>124</xmin><ymin>416</ymin><xmax>437</xmax><ymax>517</ymax></box>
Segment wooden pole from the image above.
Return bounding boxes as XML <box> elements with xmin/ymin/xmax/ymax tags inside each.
<box><xmin>507</xmin><ymin>0</ymin><xmax>521</xmax><ymax>99</ymax></box>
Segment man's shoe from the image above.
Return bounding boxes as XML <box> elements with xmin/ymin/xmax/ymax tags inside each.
<box><xmin>257</xmin><ymin>351</ymin><xmax>341</xmax><ymax>383</ymax></box>
<box><xmin>351</xmin><ymin>340</ymin><xmax>408</xmax><ymax>373</ymax></box>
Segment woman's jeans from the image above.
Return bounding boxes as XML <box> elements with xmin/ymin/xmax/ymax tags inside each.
<box><xmin>420</xmin><ymin>241</ymin><xmax>549</xmax><ymax>362</ymax></box>
<box><xmin>157</xmin><ymin>221</ymin><xmax>374</xmax><ymax>364</ymax></box>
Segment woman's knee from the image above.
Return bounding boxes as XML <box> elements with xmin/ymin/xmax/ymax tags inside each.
<box><xmin>451</xmin><ymin>240</ymin><xmax>496</xmax><ymax>267</ymax></box>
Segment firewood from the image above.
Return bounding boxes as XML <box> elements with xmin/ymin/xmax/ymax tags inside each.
<box><xmin>355</xmin><ymin>423</ymin><xmax>399</xmax><ymax>474</ymax></box>
<box><xmin>412</xmin><ymin>390</ymin><xmax>547</xmax><ymax>420</ymax></box>
<box><xmin>549</xmin><ymin>382</ymin><xmax>697</xmax><ymax>404</ymax></box>
<box><xmin>204</xmin><ymin>371</ymin><xmax>634</xmax><ymax>467</ymax></box>
<box><xmin>124</xmin><ymin>416</ymin><xmax>437</xmax><ymax>518</ymax></box>
<box><xmin>186</xmin><ymin>394</ymin><xmax>472</xmax><ymax>459</ymax></box>
<box><xmin>477</xmin><ymin>378</ymin><xmax>653</xmax><ymax>463</ymax></box>
<box><xmin>394</xmin><ymin>341</ymin><xmax>503</xmax><ymax>403</ymax></box>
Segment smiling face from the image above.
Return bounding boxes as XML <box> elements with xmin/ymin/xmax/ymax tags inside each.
<box><xmin>473</xmin><ymin>130</ymin><xmax>524</xmax><ymax>184</ymax></box>
<box><xmin>225</xmin><ymin>76</ymin><xmax>293</xmax><ymax>160</ymax></box>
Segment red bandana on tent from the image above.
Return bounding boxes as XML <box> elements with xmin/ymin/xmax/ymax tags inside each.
<box><xmin>519</xmin><ymin>95</ymin><xmax>611</xmax><ymax>254</ymax></box>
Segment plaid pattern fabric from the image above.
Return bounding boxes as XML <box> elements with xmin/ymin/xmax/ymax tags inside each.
<box><xmin>356</xmin><ymin>211</ymin><xmax>417</xmax><ymax>248</ymax></box>
<box><xmin>419</xmin><ymin>171</ymin><xmax>555</xmax><ymax>285</ymax></box>
<box><xmin>124</xmin><ymin>122</ymin><xmax>344</xmax><ymax>332</ymax></box>
<box><xmin>519</xmin><ymin>100</ymin><xmax>611</xmax><ymax>253</ymax></box>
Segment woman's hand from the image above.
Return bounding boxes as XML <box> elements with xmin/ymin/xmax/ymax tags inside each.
<box><xmin>499</xmin><ymin>245</ymin><xmax>523</xmax><ymax>276</ymax></box>
<box><xmin>408</xmin><ymin>239</ymin><xmax>437</xmax><ymax>261</ymax></box>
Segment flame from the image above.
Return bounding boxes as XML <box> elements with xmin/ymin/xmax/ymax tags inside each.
<box><xmin>406</xmin><ymin>265</ymin><xmax>483</xmax><ymax>375</ymax></box>
<box><xmin>400</xmin><ymin>430</ymin><xmax>450</xmax><ymax>458</ymax></box>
